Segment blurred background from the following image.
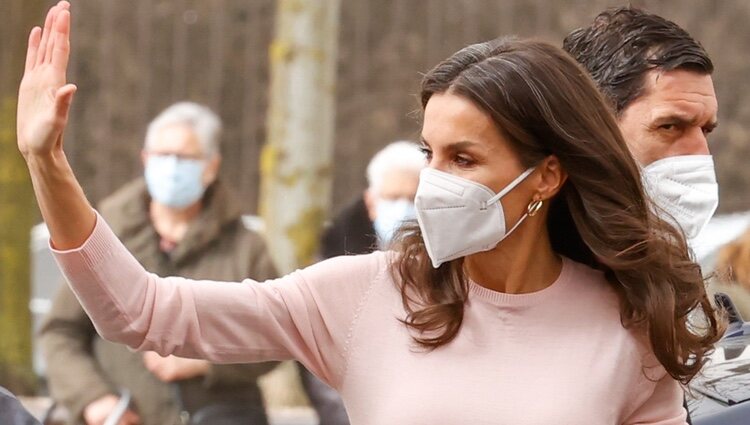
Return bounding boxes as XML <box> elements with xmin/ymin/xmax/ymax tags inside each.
<box><xmin>1</xmin><ymin>0</ymin><xmax>749</xmax><ymax>422</ymax></box>
<box><xmin>6</xmin><ymin>0</ymin><xmax>750</xmax><ymax>215</ymax></box>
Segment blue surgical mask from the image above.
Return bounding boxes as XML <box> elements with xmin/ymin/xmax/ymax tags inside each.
<box><xmin>374</xmin><ymin>198</ymin><xmax>416</xmax><ymax>246</ymax></box>
<box><xmin>145</xmin><ymin>155</ymin><xmax>207</xmax><ymax>209</ymax></box>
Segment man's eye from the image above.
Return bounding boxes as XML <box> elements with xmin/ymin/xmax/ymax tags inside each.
<box><xmin>419</xmin><ymin>147</ymin><xmax>432</xmax><ymax>160</ymax></box>
<box><xmin>659</xmin><ymin>123</ymin><xmax>677</xmax><ymax>131</ymax></box>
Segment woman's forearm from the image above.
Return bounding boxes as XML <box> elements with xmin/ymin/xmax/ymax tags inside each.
<box><xmin>26</xmin><ymin>149</ymin><xmax>95</xmax><ymax>249</ymax></box>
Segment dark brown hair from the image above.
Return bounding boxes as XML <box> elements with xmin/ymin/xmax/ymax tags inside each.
<box><xmin>392</xmin><ymin>38</ymin><xmax>723</xmax><ymax>384</ymax></box>
<box><xmin>563</xmin><ymin>6</ymin><xmax>713</xmax><ymax>114</ymax></box>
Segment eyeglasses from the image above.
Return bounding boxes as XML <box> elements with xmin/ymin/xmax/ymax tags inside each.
<box><xmin>145</xmin><ymin>152</ymin><xmax>207</xmax><ymax>161</ymax></box>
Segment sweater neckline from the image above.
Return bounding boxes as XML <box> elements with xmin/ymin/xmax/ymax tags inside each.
<box><xmin>468</xmin><ymin>256</ymin><xmax>574</xmax><ymax>307</ymax></box>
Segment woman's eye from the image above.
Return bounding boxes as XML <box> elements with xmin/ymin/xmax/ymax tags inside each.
<box><xmin>419</xmin><ymin>147</ymin><xmax>432</xmax><ymax>160</ymax></box>
<box><xmin>454</xmin><ymin>155</ymin><xmax>474</xmax><ymax>166</ymax></box>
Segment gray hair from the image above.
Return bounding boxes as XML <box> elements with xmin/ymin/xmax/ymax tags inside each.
<box><xmin>144</xmin><ymin>102</ymin><xmax>222</xmax><ymax>157</ymax></box>
<box><xmin>366</xmin><ymin>141</ymin><xmax>425</xmax><ymax>192</ymax></box>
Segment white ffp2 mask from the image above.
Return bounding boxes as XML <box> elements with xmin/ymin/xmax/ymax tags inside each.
<box><xmin>415</xmin><ymin>167</ymin><xmax>535</xmax><ymax>268</ymax></box>
<box><xmin>642</xmin><ymin>155</ymin><xmax>719</xmax><ymax>240</ymax></box>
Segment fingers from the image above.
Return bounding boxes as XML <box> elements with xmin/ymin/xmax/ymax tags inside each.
<box><xmin>25</xmin><ymin>27</ymin><xmax>41</xmax><ymax>72</ymax></box>
<box><xmin>51</xmin><ymin>9</ymin><xmax>71</xmax><ymax>70</ymax></box>
<box><xmin>55</xmin><ymin>84</ymin><xmax>77</xmax><ymax>124</ymax></box>
<box><xmin>45</xmin><ymin>2</ymin><xmax>69</xmax><ymax>64</ymax></box>
<box><xmin>36</xmin><ymin>2</ymin><xmax>70</xmax><ymax>66</ymax></box>
<box><xmin>44</xmin><ymin>11</ymin><xmax>59</xmax><ymax>64</ymax></box>
<box><xmin>36</xmin><ymin>5</ymin><xmax>57</xmax><ymax>66</ymax></box>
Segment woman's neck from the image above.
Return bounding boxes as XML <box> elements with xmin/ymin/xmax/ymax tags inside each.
<box><xmin>149</xmin><ymin>201</ymin><xmax>202</xmax><ymax>244</ymax></box>
<box><xmin>463</xmin><ymin>224</ymin><xmax>562</xmax><ymax>295</ymax></box>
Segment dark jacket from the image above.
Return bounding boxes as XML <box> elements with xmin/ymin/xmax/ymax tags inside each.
<box><xmin>320</xmin><ymin>197</ymin><xmax>377</xmax><ymax>258</ymax></box>
<box><xmin>40</xmin><ymin>179</ymin><xmax>279</xmax><ymax>425</ymax></box>
<box><xmin>0</xmin><ymin>387</ymin><xmax>41</xmax><ymax>425</ymax></box>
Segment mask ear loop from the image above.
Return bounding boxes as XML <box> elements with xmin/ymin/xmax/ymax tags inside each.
<box><xmin>482</xmin><ymin>167</ymin><xmax>536</xmax><ymax>209</ymax></box>
<box><xmin>501</xmin><ymin>197</ymin><xmax>544</xmax><ymax>239</ymax></box>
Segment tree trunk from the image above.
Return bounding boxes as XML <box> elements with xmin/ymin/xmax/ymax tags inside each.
<box><xmin>0</xmin><ymin>0</ymin><xmax>45</xmax><ymax>394</ymax></box>
<box><xmin>260</xmin><ymin>0</ymin><xmax>341</xmax><ymax>274</ymax></box>
<box><xmin>257</xmin><ymin>0</ymin><xmax>341</xmax><ymax>408</ymax></box>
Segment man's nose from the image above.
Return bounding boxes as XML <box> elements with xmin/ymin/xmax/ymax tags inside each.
<box><xmin>680</xmin><ymin>127</ymin><xmax>711</xmax><ymax>156</ymax></box>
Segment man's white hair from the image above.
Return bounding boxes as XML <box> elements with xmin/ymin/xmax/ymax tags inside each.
<box><xmin>366</xmin><ymin>141</ymin><xmax>425</xmax><ymax>191</ymax></box>
<box><xmin>144</xmin><ymin>102</ymin><xmax>222</xmax><ymax>157</ymax></box>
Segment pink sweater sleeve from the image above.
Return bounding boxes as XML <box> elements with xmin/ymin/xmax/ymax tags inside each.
<box><xmin>52</xmin><ymin>213</ymin><xmax>385</xmax><ymax>388</ymax></box>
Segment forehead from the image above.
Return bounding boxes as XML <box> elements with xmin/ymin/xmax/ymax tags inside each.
<box><xmin>422</xmin><ymin>93</ymin><xmax>499</xmax><ymax>145</ymax></box>
<box><xmin>377</xmin><ymin>168</ymin><xmax>420</xmax><ymax>196</ymax></box>
<box><xmin>149</xmin><ymin>124</ymin><xmax>202</xmax><ymax>154</ymax></box>
<box><xmin>636</xmin><ymin>69</ymin><xmax>718</xmax><ymax>121</ymax></box>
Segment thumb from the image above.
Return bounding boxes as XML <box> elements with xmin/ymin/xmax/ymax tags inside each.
<box><xmin>54</xmin><ymin>83</ymin><xmax>76</xmax><ymax>123</ymax></box>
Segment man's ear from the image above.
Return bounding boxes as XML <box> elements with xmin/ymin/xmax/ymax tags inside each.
<box><xmin>203</xmin><ymin>155</ymin><xmax>222</xmax><ymax>186</ymax></box>
<box><xmin>536</xmin><ymin>155</ymin><xmax>567</xmax><ymax>200</ymax></box>
<box><xmin>363</xmin><ymin>189</ymin><xmax>378</xmax><ymax>221</ymax></box>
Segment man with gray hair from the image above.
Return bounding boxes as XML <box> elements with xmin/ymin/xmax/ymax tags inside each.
<box><xmin>41</xmin><ymin>102</ymin><xmax>279</xmax><ymax>425</ymax></box>
<box><xmin>319</xmin><ymin>140</ymin><xmax>426</xmax><ymax>258</ymax></box>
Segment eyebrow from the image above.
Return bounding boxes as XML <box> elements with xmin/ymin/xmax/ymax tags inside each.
<box><xmin>653</xmin><ymin>112</ymin><xmax>719</xmax><ymax>130</ymax></box>
<box><xmin>419</xmin><ymin>137</ymin><xmax>481</xmax><ymax>150</ymax></box>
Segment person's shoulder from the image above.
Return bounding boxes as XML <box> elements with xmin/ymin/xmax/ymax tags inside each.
<box><xmin>231</xmin><ymin>219</ymin><xmax>269</xmax><ymax>249</ymax></box>
<box><xmin>562</xmin><ymin>257</ymin><xmax>620</xmax><ymax>308</ymax></box>
<box><xmin>305</xmin><ymin>251</ymin><xmax>389</xmax><ymax>280</ymax></box>
<box><xmin>563</xmin><ymin>257</ymin><xmax>666</xmax><ymax>375</ymax></box>
<box><xmin>98</xmin><ymin>178</ymin><xmax>148</xmax><ymax>219</ymax></box>
<box><xmin>561</xmin><ymin>258</ymin><xmax>643</xmax><ymax>341</ymax></box>
<box><xmin>295</xmin><ymin>250</ymin><xmax>391</xmax><ymax>296</ymax></box>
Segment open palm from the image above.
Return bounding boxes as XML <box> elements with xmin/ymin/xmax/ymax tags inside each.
<box><xmin>17</xmin><ymin>1</ymin><xmax>76</xmax><ymax>157</ymax></box>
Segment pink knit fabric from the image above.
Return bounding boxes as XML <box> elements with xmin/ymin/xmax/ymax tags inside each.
<box><xmin>52</xmin><ymin>213</ymin><xmax>686</xmax><ymax>424</ymax></box>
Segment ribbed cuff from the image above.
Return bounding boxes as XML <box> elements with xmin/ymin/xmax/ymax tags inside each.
<box><xmin>49</xmin><ymin>211</ymin><xmax>118</xmax><ymax>270</ymax></box>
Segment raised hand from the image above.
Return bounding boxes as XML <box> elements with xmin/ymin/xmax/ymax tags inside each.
<box><xmin>17</xmin><ymin>1</ymin><xmax>76</xmax><ymax>158</ymax></box>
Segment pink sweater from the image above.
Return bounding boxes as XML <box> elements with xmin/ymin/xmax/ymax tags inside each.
<box><xmin>52</xmin><ymin>214</ymin><xmax>687</xmax><ymax>424</ymax></box>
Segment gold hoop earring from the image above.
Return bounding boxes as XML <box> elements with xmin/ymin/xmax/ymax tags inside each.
<box><xmin>527</xmin><ymin>199</ymin><xmax>544</xmax><ymax>217</ymax></box>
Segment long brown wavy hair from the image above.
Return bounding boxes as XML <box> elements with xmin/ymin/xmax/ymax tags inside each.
<box><xmin>391</xmin><ymin>38</ymin><xmax>723</xmax><ymax>384</ymax></box>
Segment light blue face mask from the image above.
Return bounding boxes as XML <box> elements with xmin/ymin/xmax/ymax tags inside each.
<box><xmin>144</xmin><ymin>155</ymin><xmax>207</xmax><ymax>209</ymax></box>
<box><xmin>374</xmin><ymin>198</ymin><xmax>416</xmax><ymax>246</ymax></box>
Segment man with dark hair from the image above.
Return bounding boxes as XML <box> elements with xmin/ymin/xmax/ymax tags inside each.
<box><xmin>564</xmin><ymin>8</ymin><xmax>721</xmax><ymax>424</ymax></box>
<box><xmin>564</xmin><ymin>7</ymin><xmax>719</xmax><ymax>241</ymax></box>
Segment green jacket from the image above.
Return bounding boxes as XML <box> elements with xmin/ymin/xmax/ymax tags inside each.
<box><xmin>40</xmin><ymin>179</ymin><xmax>279</xmax><ymax>425</ymax></box>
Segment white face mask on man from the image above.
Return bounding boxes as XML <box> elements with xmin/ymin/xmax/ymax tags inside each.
<box><xmin>145</xmin><ymin>154</ymin><xmax>207</xmax><ymax>209</ymax></box>
<box><xmin>415</xmin><ymin>167</ymin><xmax>536</xmax><ymax>268</ymax></box>
<box><xmin>373</xmin><ymin>198</ymin><xmax>416</xmax><ymax>246</ymax></box>
<box><xmin>641</xmin><ymin>155</ymin><xmax>719</xmax><ymax>241</ymax></box>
